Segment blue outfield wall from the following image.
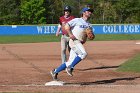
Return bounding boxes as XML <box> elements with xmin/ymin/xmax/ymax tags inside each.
<box><xmin>0</xmin><ymin>24</ymin><xmax>140</xmax><ymax>35</ymax></box>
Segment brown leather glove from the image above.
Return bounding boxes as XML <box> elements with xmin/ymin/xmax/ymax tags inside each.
<box><xmin>84</xmin><ymin>27</ymin><xmax>95</xmax><ymax>40</ymax></box>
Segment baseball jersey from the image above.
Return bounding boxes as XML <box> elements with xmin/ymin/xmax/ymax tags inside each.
<box><xmin>68</xmin><ymin>18</ymin><xmax>92</xmax><ymax>42</ymax></box>
<box><xmin>59</xmin><ymin>15</ymin><xmax>75</xmax><ymax>35</ymax></box>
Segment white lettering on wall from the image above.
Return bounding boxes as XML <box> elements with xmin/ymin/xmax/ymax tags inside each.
<box><xmin>103</xmin><ymin>25</ymin><xmax>140</xmax><ymax>34</ymax></box>
<box><xmin>37</xmin><ymin>26</ymin><xmax>43</xmax><ymax>34</ymax></box>
<box><xmin>124</xmin><ymin>25</ymin><xmax>129</xmax><ymax>33</ymax></box>
<box><xmin>44</xmin><ymin>26</ymin><xmax>50</xmax><ymax>34</ymax></box>
<box><xmin>103</xmin><ymin>26</ymin><xmax>107</xmax><ymax>33</ymax></box>
<box><xmin>129</xmin><ymin>25</ymin><xmax>134</xmax><ymax>33</ymax></box>
<box><xmin>135</xmin><ymin>25</ymin><xmax>140</xmax><ymax>32</ymax></box>
<box><xmin>37</xmin><ymin>26</ymin><xmax>57</xmax><ymax>34</ymax></box>
<box><xmin>51</xmin><ymin>26</ymin><xmax>56</xmax><ymax>33</ymax></box>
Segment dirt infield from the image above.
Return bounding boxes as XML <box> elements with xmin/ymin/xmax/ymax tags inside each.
<box><xmin>0</xmin><ymin>40</ymin><xmax>140</xmax><ymax>93</ymax></box>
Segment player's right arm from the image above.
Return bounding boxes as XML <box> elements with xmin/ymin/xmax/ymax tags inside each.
<box><xmin>65</xmin><ymin>23</ymin><xmax>75</xmax><ymax>40</ymax></box>
<box><xmin>56</xmin><ymin>17</ymin><xmax>62</xmax><ymax>36</ymax></box>
<box><xmin>56</xmin><ymin>24</ymin><xmax>61</xmax><ymax>36</ymax></box>
<box><xmin>65</xmin><ymin>18</ymin><xmax>78</xmax><ymax>40</ymax></box>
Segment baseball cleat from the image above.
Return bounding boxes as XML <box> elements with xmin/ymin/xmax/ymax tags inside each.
<box><xmin>66</xmin><ymin>66</ymin><xmax>73</xmax><ymax>76</ymax></box>
<box><xmin>50</xmin><ymin>70</ymin><xmax>58</xmax><ymax>80</ymax></box>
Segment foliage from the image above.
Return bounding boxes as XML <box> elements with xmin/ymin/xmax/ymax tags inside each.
<box><xmin>46</xmin><ymin>0</ymin><xmax>63</xmax><ymax>24</ymax></box>
<box><xmin>0</xmin><ymin>0</ymin><xmax>20</xmax><ymax>24</ymax></box>
<box><xmin>114</xmin><ymin>0</ymin><xmax>140</xmax><ymax>23</ymax></box>
<box><xmin>20</xmin><ymin>0</ymin><xmax>46</xmax><ymax>24</ymax></box>
<box><xmin>0</xmin><ymin>0</ymin><xmax>140</xmax><ymax>24</ymax></box>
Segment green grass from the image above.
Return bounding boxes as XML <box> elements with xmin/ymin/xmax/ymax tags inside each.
<box><xmin>117</xmin><ymin>53</ymin><xmax>140</xmax><ymax>73</ymax></box>
<box><xmin>0</xmin><ymin>34</ymin><xmax>140</xmax><ymax>44</ymax></box>
<box><xmin>0</xmin><ymin>35</ymin><xmax>61</xmax><ymax>44</ymax></box>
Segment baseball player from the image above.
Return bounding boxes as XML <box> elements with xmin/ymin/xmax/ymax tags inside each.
<box><xmin>51</xmin><ymin>7</ymin><xmax>94</xmax><ymax>80</ymax></box>
<box><xmin>56</xmin><ymin>6</ymin><xmax>75</xmax><ymax>64</ymax></box>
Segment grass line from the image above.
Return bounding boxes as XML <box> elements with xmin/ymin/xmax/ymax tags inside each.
<box><xmin>117</xmin><ymin>53</ymin><xmax>140</xmax><ymax>73</ymax></box>
<box><xmin>0</xmin><ymin>34</ymin><xmax>140</xmax><ymax>44</ymax></box>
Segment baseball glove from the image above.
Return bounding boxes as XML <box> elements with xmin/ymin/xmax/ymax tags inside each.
<box><xmin>84</xmin><ymin>27</ymin><xmax>95</xmax><ymax>40</ymax></box>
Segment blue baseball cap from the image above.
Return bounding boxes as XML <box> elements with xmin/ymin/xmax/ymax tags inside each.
<box><xmin>81</xmin><ymin>7</ymin><xmax>93</xmax><ymax>13</ymax></box>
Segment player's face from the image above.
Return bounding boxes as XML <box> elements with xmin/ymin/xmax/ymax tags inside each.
<box><xmin>84</xmin><ymin>11</ymin><xmax>92</xmax><ymax>18</ymax></box>
<box><xmin>64</xmin><ymin>11</ymin><xmax>70</xmax><ymax>16</ymax></box>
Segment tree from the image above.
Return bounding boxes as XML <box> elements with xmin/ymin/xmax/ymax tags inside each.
<box><xmin>0</xmin><ymin>0</ymin><xmax>20</xmax><ymax>24</ymax></box>
<box><xmin>0</xmin><ymin>0</ymin><xmax>139</xmax><ymax>24</ymax></box>
<box><xmin>46</xmin><ymin>0</ymin><xmax>63</xmax><ymax>24</ymax></box>
<box><xmin>20</xmin><ymin>0</ymin><xmax>46</xmax><ymax>24</ymax></box>
<box><xmin>114</xmin><ymin>0</ymin><xmax>140</xmax><ymax>23</ymax></box>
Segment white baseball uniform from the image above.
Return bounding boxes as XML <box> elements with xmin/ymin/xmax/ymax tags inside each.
<box><xmin>65</xmin><ymin>18</ymin><xmax>92</xmax><ymax>67</ymax></box>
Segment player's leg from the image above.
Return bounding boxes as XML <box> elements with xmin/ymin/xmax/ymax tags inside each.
<box><xmin>50</xmin><ymin>39</ymin><xmax>87</xmax><ymax>80</ymax></box>
<box><xmin>65</xmin><ymin>49</ymin><xmax>77</xmax><ymax>67</ymax></box>
<box><xmin>50</xmin><ymin>62</ymin><xmax>67</xmax><ymax>80</ymax></box>
<box><xmin>61</xmin><ymin>35</ymin><xmax>67</xmax><ymax>64</ymax></box>
<box><xmin>51</xmin><ymin>36</ymin><xmax>69</xmax><ymax>80</ymax></box>
<box><xmin>65</xmin><ymin>49</ymin><xmax>77</xmax><ymax>76</ymax></box>
<box><xmin>70</xmin><ymin>41</ymin><xmax>87</xmax><ymax>68</ymax></box>
<box><xmin>50</xmin><ymin>48</ymin><xmax>76</xmax><ymax>80</ymax></box>
<box><xmin>65</xmin><ymin>39</ymin><xmax>87</xmax><ymax>76</ymax></box>
<box><xmin>67</xmin><ymin>42</ymin><xmax>71</xmax><ymax>53</ymax></box>
<box><xmin>66</xmin><ymin>37</ymin><xmax>71</xmax><ymax>53</ymax></box>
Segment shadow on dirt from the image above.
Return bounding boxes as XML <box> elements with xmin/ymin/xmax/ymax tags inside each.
<box><xmin>77</xmin><ymin>66</ymin><xmax>119</xmax><ymax>71</ymax></box>
<box><xmin>66</xmin><ymin>76</ymin><xmax>140</xmax><ymax>85</ymax></box>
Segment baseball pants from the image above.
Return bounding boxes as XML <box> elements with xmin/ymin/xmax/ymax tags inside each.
<box><xmin>65</xmin><ymin>39</ymin><xmax>87</xmax><ymax>67</ymax></box>
<box><xmin>61</xmin><ymin>35</ymin><xmax>70</xmax><ymax>64</ymax></box>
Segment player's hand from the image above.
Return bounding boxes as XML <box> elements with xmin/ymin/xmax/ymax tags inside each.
<box><xmin>56</xmin><ymin>33</ymin><xmax>59</xmax><ymax>36</ymax></box>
